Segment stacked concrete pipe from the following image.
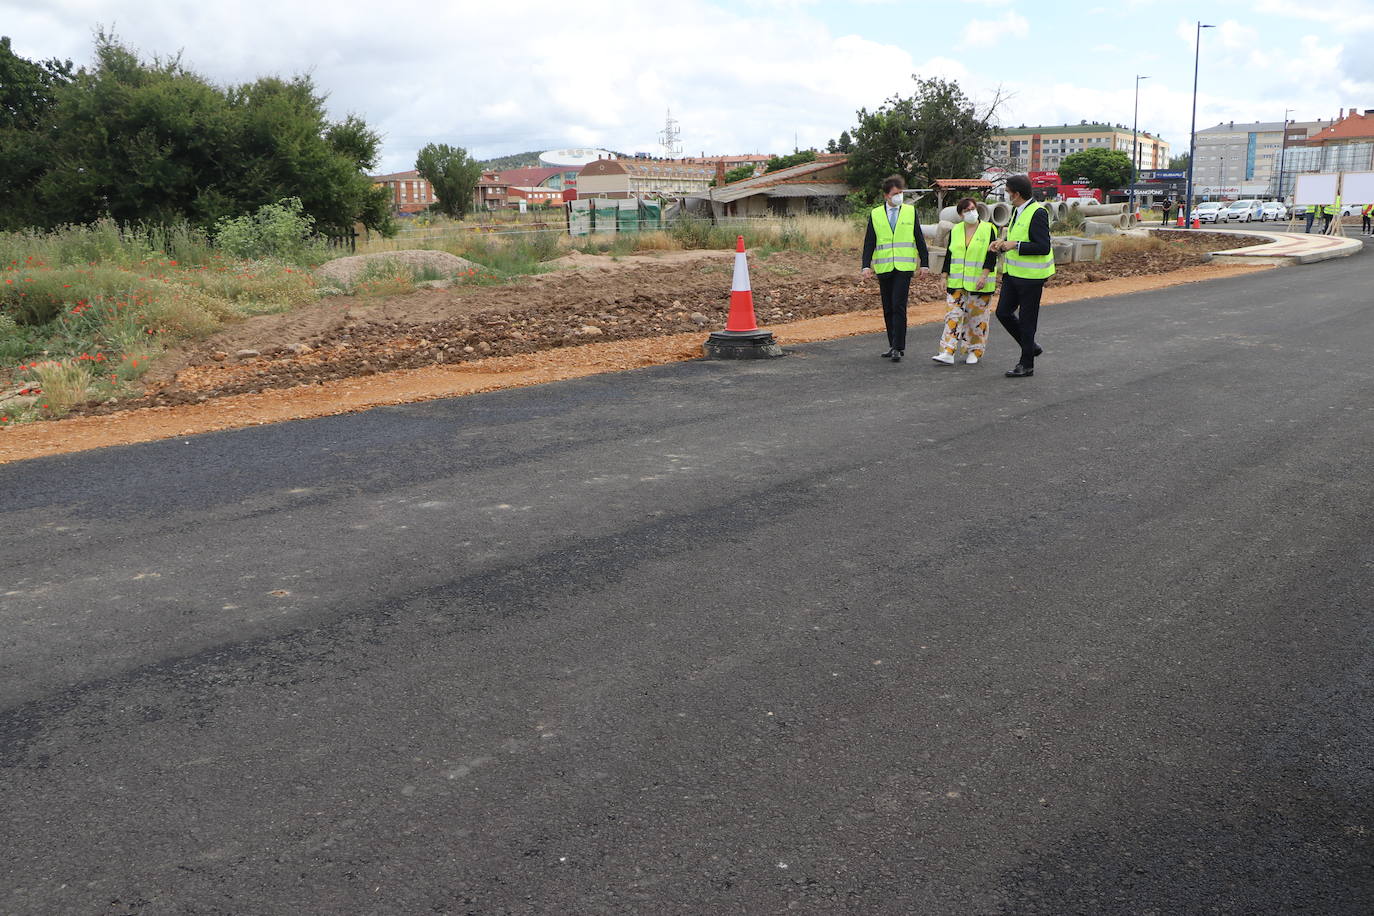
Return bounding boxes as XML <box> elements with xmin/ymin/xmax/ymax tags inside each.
<box><xmin>1080</xmin><ymin>202</ymin><xmax>1126</xmax><ymax>217</ymax></box>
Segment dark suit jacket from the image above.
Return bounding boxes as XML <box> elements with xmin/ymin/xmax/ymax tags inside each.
<box><xmin>861</xmin><ymin>206</ymin><xmax>931</xmax><ymax>270</ymax></box>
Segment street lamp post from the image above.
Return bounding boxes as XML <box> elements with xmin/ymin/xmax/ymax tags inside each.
<box><xmin>1276</xmin><ymin>107</ymin><xmax>1294</xmax><ymax>203</ymax></box>
<box><xmin>1185</xmin><ymin>21</ymin><xmax>1216</xmax><ymax>225</ymax></box>
<box><xmin>1130</xmin><ymin>74</ymin><xmax>1149</xmax><ymax>215</ymax></box>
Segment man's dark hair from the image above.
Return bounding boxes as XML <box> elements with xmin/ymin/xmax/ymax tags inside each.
<box><xmin>1006</xmin><ymin>174</ymin><xmax>1033</xmax><ymax>200</ymax></box>
<box><xmin>881</xmin><ymin>174</ymin><xmax>906</xmax><ymax>193</ymax></box>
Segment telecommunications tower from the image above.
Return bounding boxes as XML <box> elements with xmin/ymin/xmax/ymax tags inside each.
<box><xmin>658</xmin><ymin>109</ymin><xmax>682</xmax><ymax>158</ymax></box>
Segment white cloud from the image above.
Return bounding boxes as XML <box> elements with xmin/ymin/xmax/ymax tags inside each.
<box><xmin>961</xmin><ymin>9</ymin><xmax>1029</xmax><ymax>45</ymax></box>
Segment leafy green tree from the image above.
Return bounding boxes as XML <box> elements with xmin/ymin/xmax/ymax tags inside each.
<box><xmin>722</xmin><ymin>164</ymin><xmax>755</xmax><ymax>184</ymax></box>
<box><xmin>764</xmin><ymin>149</ymin><xmax>817</xmax><ymax>173</ymax></box>
<box><xmin>0</xmin><ymin>37</ymin><xmax>75</xmax><ymax>230</ymax></box>
<box><xmin>1058</xmin><ymin>148</ymin><xmax>1132</xmax><ymax>194</ymax></box>
<box><xmin>1168</xmin><ymin>152</ymin><xmax>1190</xmax><ymax>171</ymax></box>
<box><xmin>415</xmin><ymin>143</ymin><xmax>484</xmax><ymax>219</ymax></box>
<box><xmin>1</xmin><ymin>32</ymin><xmax>392</xmax><ymax>236</ymax></box>
<box><xmin>845</xmin><ymin>77</ymin><xmax>1001</xmax><ymax>202</ymax></box>
<box><xmin>836</xmin><ymin>130</ymin><xmax>853</xmax><ymax>153</ymax></box>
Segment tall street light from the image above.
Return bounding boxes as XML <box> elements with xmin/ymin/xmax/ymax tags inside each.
<box><xmin>1185</xmin><ymin>21</ymin><xmax>1216</xmax><ymax>224</ymax></box>
<box><xmin>1276</xmin><ymin>107</ymin><xmax>1294</xmax><ymax>202</ymax></box>
<box><xmin>1130</xmin><ymin>75</ymin><xmax>1149</xmax><ymax>215</ymax></box>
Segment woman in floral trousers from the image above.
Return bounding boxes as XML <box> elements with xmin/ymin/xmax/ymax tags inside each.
<box><xmin>933</xmin><ymin>198</ymin><xmax>1000</xmax><ymax>365</ymax></box>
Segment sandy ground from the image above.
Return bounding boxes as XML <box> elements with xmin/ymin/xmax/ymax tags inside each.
<box><xmin>0</xmin><ymin>261</ymin><xmax>1270</xmax><ymax>464</ymax></box>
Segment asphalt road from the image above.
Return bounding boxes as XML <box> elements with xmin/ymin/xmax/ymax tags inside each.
<box><xmin>3</xmin><ymin>244</ymin><xmax>1373</xmax><ymax>915</ymax></box>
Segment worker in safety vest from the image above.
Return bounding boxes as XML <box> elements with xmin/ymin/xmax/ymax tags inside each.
<box><xmin>1322</xmin><ymin>195</ymin><xmax>1341</xmax><ymax>233</ymax></box>
<box><xmin>861</xmin><ymin>174</ymin><xmax>931</xmax><ymax>362</ymax></box>
<box><xmin>1362</xmin><ymin>202</ymin><xmax>1372</xmax><ymax>235</ymax></box>
<box><xmin>933</xmin><ymin>197</ymin><xmax>999</xmax><ymax>365</ymax></box>
<box><xmin>989</xmin><ymin>174</ymin><xmax>1053</xmax><ymax>378</ymax></box>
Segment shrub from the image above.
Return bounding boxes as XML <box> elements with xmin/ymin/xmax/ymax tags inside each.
<box><xmin>26</xmin><ymin>359</ymin><xmax>94</xmax><ymax>417</ymax></box>
<box><xmin>213</xmin><ymin>198</ymin><xmax>328</xmax><ymax>265</ymax></box>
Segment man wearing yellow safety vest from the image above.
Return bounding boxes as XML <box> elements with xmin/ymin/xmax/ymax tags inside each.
<box><xmin>989</xmin><ymin>174</ymin><xmax>1052</xmax><ymax>378</ymax></box>
<box><xmin>1362</xmin><ymin>202</ymin><xmax>1372</xmax><ymax>236</ymax></box>
<box><xmin>1322</xmin><ymin>194</ymin><xmax>1341</xmax><ymax>233</ymax></box>
<box><xmin>861</xmin><ymin>175</ymin><xmax>931</xmax><ymax>362</ymax></box>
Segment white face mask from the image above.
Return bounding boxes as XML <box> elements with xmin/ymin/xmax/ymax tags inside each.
<box><xmin>962</xmin><ymin>210</ymin><xmax>978</xmax><ymax>224</ymax></box>
<box><xmin>888</xmin><ymin>192</ymin><xmax>903</xmax><ymax>207</ymax></box>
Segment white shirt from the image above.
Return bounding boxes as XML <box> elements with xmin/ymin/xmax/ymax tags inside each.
<box><xmin>1010</xmin><ymin>200</ymin><xmax>1030</xmax><ymax>253</ymax></box>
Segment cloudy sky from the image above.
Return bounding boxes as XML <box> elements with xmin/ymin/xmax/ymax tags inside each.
<box><xmin>4</xmin><ymin>0</ymin><xmax>1373</xmax><ymax>173</ymax></box>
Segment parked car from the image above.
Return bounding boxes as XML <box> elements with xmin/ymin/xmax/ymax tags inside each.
<box><xmin>1189</xmin><ymin>202</ymin><xmax>1227</xmax><ymax>223</ymax></box>
<box><xmin>1220</xmin><ymin>199</ymin><xmax>1264</xmax><ymax>222</ymax></box>
<box><xmin>1259</xmin><ymin>201</ymin><xmax>1288</xmax><ymax>221</ymax></box>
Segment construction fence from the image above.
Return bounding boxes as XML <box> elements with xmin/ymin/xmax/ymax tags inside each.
<box><xmin>567</xmin><ymin>199</ymin><xmax>664</xmax><ymax>237</ymax></box>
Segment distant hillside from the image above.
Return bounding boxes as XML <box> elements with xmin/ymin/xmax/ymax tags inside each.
<box><xmin>479</xmin><ymin>151</ymin><xmax>543</xmax><ymax>170</ymax></box>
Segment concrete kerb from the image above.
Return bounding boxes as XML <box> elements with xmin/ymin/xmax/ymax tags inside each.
<box><xmin>1136</xmin><ymin>226</ymin><xmax>1362</xmax><ymax>266</ymax></box>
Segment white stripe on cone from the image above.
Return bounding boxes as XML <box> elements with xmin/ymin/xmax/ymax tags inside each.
<box><xmin>732</xmin><ymin>250</ymin><xmax>751</xmax><ymax>291</ymax></box>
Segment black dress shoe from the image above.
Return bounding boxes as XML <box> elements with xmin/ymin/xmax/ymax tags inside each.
<box><xmin>890</xmin><ymin>350</ymin><xmax>903</xmax><ymax>362</ymax></box>
<box><xmin>1034</xmin><ymin>344</ymin><xmax>1043</xmax><ymax>357</ymax></box>
<box><xmin>879</xmin><ymin>348</ymin><xmax>895</xmax><ymax>359</ymax></box>
<box><xmin>1005</xmin><ymin>364</ymin><xmax>1034</xmax><ymax>378</ymax></box>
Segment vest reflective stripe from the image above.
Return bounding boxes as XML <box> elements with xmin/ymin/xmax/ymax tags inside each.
<box><xmin>947</xmin><ymin>221</ymin><xmax>996</xmax><ymax>292</ymax></box>
<box><xmin>870</xmin><ymin>205</ymin><xmax>918</xmax><ymax>273</ymax></box>
<box><xmin>1003</xmin><ymin>201</ymin><xmax>1055</xmax><ymax>280</ymax></box>
<box><xmin>1324</xmin><ymin>196</ymin><xmax>1342</xmax><ymax>216</ymax></box>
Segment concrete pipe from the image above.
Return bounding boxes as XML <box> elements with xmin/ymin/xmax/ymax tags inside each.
<box><xmin>1081</xmin><ymin>202</ymin><xmax>1126</xmax><ymax>217</ymax></box>
<box><xmin>1082</xmin><ymin>220</ymin><xmax>1117</xmax><ymax>237</ymax></box>
<box><xmin>938</xmin><ymin>206</ymin><xmax>960</xmax><ymax>224</ymax></box>
<box><xmin>934</xmin><ymin>220</ymin><xmax>954</xmax><ymax>248</ymax></box>
<box><xmin>987</xmin><ymin>201</ymin><xmax>1011</xmax><ymax>225</ymax></box>
<box><xmin>1044</xmin><ymin>201</ymin><xmax>1065</xmax><ymax>222</ymax></box>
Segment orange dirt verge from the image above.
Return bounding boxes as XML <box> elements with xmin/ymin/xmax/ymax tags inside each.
<box><xmin>0</xmin><ymin>262</ymin><xmax>1270</xmax><ymax>464</ymax></box>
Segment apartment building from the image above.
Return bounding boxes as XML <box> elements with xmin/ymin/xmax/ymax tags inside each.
<box><xmin>1192</xmin><ymin>118</ymin><xmax>1335</xmax><ymax>199</ymax></box>
<box><xmin>989</xmin><ymin>123</ymin><xmax>1170</xmax><ymax>175</ymax></box>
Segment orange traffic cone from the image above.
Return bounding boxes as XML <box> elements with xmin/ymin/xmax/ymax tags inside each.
<box><xmin>1191</xmin><ymin>217</ymin><xmax>1200</xmax><ymax>229</ymax></box>
<box><xmin>725</xmin><ymin>235</ymin><xmax>759</xmax><ymax>331</ymax></box>
<box><xmin>704</xmin><ymin>235</ymin><xmax>783</xmax><ymax>359</ymax></box>
<box><xmin>1176</xmin><ymin>215</ymin><xmax>1185</xmax><ymax>227</ymax></box>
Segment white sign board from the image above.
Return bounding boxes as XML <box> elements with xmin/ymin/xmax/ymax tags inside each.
<box><xmin>1293</xmin><ymin>173</ymin><xmax>1339</xmax><ymax>207</ymax></box>
<box><xmin>1338</xmin><ymin>171</ymin><xmax>1374</xmax><ymax>205</ymax></box>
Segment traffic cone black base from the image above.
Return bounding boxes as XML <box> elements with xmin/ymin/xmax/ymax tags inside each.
<box><xmin>703</xmin><ymin>329</ymin><xmax>784</xmax><ymax>359</ymax></box>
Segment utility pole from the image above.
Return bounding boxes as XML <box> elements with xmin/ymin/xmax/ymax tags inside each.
<box><xmin>1185</xmin><ymin>21</ymin><xmax>1215</xmax><ymax>224</ymax></box>
<box><xmin>1276</xmin><ymin>107</ymin><xmax>1294</xmax><ymax>202</ymax></box>
<box><xmin>1130</xmin><ymin>74</ymin><xmax>1149</xmax><ymax>214</ymax></box>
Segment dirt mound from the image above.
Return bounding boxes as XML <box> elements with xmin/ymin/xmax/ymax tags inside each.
<box><xmin>69</xmin><ymin>234</ymin><xmax>1258</xmax><ymax>416</ymax></box>
<box><xmin>314</xmin><ymin>250</ymin><xmax>483</xmax><ymax>288</ymax></box>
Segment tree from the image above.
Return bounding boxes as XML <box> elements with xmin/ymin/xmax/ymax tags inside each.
<box><xmin>836</xmin><ymin>130</ymin><xmax>853</xmax><ymax>153</ymax></box>
<box><xmin>0</xmin><ymin>37</ymin><xmax>75</xmax><ymax>230</ymax></box>
<box><xmin>1168</xmin><ymin>153</ymin><xmax>1190</xmax><ymax>171</ymax></box>
<box><xmin>764</xmin><ymin>149</ymin><xmax>817</xmax><ymax>173</ymax></box>
<box><xmin>415</xmin><ymin>143</ymin><xmax>484</xmax><ymax>219</ymax></box>
<box><xmin>1057</xmin><ymin>148</ymin><xmax>1132</xmax><ymax>194</ymax></box>
<box><xmin>845</xmin><ymin>76</ymin><xmax>1003</xmax><ymax>203</ymax></box>
<box><xmin>0</xmin><ymin>32</ymin><xmax>393</xmax><ymax>235</ymax></box>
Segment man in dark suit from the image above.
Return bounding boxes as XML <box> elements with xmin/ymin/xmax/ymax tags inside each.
<box><xmin>860</xmin><ymin>175</ymin><xmax>931</xmax><ymax>362</ymax></box>
<box><xmin>989</xmin><ymin>174</ymin><xmax>1052</xmax><ymax>378</ymax></box>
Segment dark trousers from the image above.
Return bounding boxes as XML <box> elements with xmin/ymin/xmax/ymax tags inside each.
<box><xmin>877</xmin><ymin>270</ymin><xmax>912</xmax><ymax>352</ymax></box>
<box><xmin>1364</xmin><ymin>215</ymin><xmax>1372</xmax><ymax>234</ymax></box>
<box><xmin>1161</xmin><ymin>210</ymin><xmax>1170</xmax><ymax>225</ymax></box>
<box><xmin>995</xmin><ymin>276</ymin><xmax>1045</xmax><ymax>367</ymax></box>
<box><xmin>1305</xmin><ymin>212</ymin><xmax>1316</xmax><ymax>232</ymax></box>
<box><xmin>1322</xmin><ymin>213</ymin><xmax>1333</xmax><ymax>232</ymax></box>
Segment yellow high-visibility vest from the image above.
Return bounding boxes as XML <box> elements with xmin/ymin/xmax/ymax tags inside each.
<box><xmin>870</xmin><ymin>205</ymin><xmax>918</xmax><ymax>274</ymax></box>
<box><xmin>948</xmin><ymin>220</ymin><xmax>996</xmax><ymax>293</ymax></box>
<box><xmin>1003</xmin><ymin>201</ymin><xmax>1055</xmax><ymax>281</ymax></box>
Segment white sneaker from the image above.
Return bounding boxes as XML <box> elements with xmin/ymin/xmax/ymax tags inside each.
<box><xmin>966</xmin><ymin>353</ymin><xmax>980</xmax><ymax>365</ymax></box>
<box><xmin>931</xmin><ymin>352</ymin><xmax>955</xmax><ymax>365</ymax></box>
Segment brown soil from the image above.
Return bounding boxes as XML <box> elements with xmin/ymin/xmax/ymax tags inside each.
<box><xmin>96</xmin><ymin>232</ymin><xmax>1257</xmax><ymax>414</ymax></box>
<box><xmin>0</xmin><ymin>253</ymin><xmax>1272</xmax><ymax>465</ymax></box>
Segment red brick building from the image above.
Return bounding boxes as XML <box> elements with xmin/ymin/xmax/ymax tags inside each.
<box><xmin>371</xmin><ymin>170</ymin><xmax>436</xmax><ymax>215</ymax></box>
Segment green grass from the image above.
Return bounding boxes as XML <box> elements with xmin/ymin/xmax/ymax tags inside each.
<box><xmin>0</xmin><ymin>222</ymin><xmax>318</xmax><ymax>423</ymax></box>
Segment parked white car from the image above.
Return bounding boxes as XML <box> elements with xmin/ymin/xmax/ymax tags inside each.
<box><xmin>1189</xmin><ymin>202</ymin><xmax>1227</xmax><ymax>223</ymax></box>
<box><xmin>1259</xmin><ymin>201</ymin><xmax>1288</xmax><ymax>221</ymax></box>
<box><xmin>1220</xmin><ymin>199</ymin><xmax>1264</xmax><ymax>222</ymax></box>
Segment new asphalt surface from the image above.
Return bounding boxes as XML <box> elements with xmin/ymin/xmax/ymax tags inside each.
<box><xmin>3</xmin><ymin>243</ymin><xmax>1373</xmax><ymax>914</ymax></box>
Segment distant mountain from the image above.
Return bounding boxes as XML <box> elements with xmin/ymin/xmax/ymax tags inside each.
<box><xmin>479</xmin><ymin>151</ymin><xmax>543</xmax><ymax>170</ymax></box>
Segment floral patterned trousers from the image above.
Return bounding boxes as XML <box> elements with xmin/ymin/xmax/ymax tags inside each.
<box><xmin>939</xmin><ymin>288</ymin><xmax>993</xmax><ymax>358</ymax></box>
